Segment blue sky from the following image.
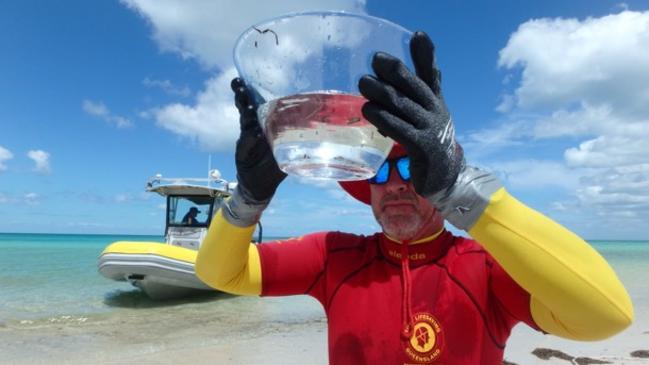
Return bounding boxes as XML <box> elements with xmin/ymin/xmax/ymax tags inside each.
<box><xmin>1</xmin><ymin>0</ymin><xmax>648</xmax><ymax>239</ymax></box>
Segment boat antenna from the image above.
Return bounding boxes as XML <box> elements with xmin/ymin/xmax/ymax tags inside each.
<box><xmin>207</xmin><ymin>154</ymin><xmax>212</xmax><ymax>188</ymax></box>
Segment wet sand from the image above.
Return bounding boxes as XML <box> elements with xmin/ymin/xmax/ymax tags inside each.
<box><xmin>1</xmin><ymin>292</ymin><xmax>647</xmax><ymax>365</ymax></box>
<box><xmin>504</xmin><ymin>322</ymin><xmax>649</xmax><ymax>365</ymax></box>
<box><xmin>0</xmin><ymin>294</ymin><xmax>328</xmax><ymax>365</ymax></box>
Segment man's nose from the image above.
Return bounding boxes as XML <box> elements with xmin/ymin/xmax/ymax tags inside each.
<box><xmin>385</xmin><ymin>167</ymin><xmax>408</xmax><ymax>193</ymax></box>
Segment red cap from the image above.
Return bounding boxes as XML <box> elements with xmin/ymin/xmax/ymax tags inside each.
<box><xmin>338</xmin><ymin>143</ymin><xmax>407</xmax><ymax>205</ymax></box>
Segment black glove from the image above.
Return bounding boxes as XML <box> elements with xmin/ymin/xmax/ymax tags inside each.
<box><xmin>359</xmin><ymin>31</ymin><xmax>464</xmax><ymax>198</ymax></box>
<box><xmin>231</xmin><ymin>77</ymin><xmax>286</xmax><ymax>203</ymax></box>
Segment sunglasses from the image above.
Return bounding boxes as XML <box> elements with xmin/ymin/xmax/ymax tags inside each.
<box><xmin>368</xmin><ymin>156</ymin><xmax>411</xmax><ymax>185</ymax></box>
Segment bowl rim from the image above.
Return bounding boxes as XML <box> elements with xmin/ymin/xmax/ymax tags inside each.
<box><xmin>232</xmin><ymin>10</ymin><xmax>413</xmax><ymax>73</ymax></box>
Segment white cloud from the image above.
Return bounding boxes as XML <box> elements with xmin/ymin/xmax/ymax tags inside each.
<box><xmin>115</xmin><ymin>194</ymin><xmax>130</xmax><ymax>203</ymax></box>
<box><xmin>462</xmin><ymin>117</ymin><xmax>535</xmax><ymax>154</ymax></box>
<box><xmin>290</xmin><ymin>176</ymin><xmax>370</xmax><ymax>205</ymax></box>
<box><xmin>550</xmin><ymin>201</ymin><xmax>571</xmax><ymax>211</ymax></box>
<box><xmin>578</xmin><ymin>164</ymin><xmax>649</xmax><ymax>202</ymax></box>
<box><xmin>471</xmin><ymin>10</ymin><xmax>649</xmax><ymax>231</ymax></box>
<box><xmin>27</xmin><ymin>150</ymin><xmax>51</xmax><ymax>174</ymax></box>
<box><xmin>120</xmin><ymin>0</ymin><xmax>366</xmax><ymax>69</ymax></box>
<box><xmin>143</xmin><ymin>77</ymin><xmax>190</xmax><ymax>97</ymax></box>
<box><xmin>82</xmin><ymin>100</ymin><xmax>133</xmax><ymax>128</ymax></box>
<box><xmin>24</xmin><ymin>193</ymin><xmax>40</xmax><ymax>205</ymax></box>
<box><xmin>114</xmin><ymin>192</ymin><xmax>151</xmax><ymax>203</ymax></box>
<box><xmin>263</xmin><ymin>192</ymin><xmax>378</xmax><ymax>236</ymax></box>
<box><xmin>531</xmin><ymin>102</ymin><xmax>649</xmax><ymax>141</ymax></box>
<box><xmin>148</xmin><ymin>68</ymin><xmax>240</xmax><ymax>151</ymax></box>
<box><xmin>0</xmin><ymin>146</ymin><xmax>13</xmax><ymax>171</ymax></box>
<box><xmin>0</xmin><ymin>192</ymin><xmax>40</xmax><ymax>205</ymax></box>
<box><xmin>498</xmin><ymin>11</ymin><xmax>649</xmax><ymax>113</ymax></box>
<box><xmin>65</xmin><ymin>222</ymin><xmax>111</xmax><ymax>229</ymax></box>
<box><xmin>563</xmin><ymin>164</ymin><xmax>649</xmax><ymax>225</ymax></box>
<box><xmin>564</xmin><ymin>135</ymin><xmax>649</xmax><ymax>168</ymax></box>
<box><xmin>489</xmin><ymin>159</ymin><xmax>582</xmax><ymax>190</ymax></box>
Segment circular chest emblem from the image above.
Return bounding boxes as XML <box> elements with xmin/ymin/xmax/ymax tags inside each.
<box><xmin>404</xmin><ymin>312</ymin><xmax>444</xmax><ymax>363</ymax></box>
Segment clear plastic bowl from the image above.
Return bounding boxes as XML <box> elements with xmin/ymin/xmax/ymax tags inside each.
<box><xmin>233</xmin><ymin>11</ymin><xmax>413</xmax><ymax>181</ymax></box>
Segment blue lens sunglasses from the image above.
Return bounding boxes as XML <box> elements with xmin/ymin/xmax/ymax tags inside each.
<box><xmin>368</xmin><ymin>156</ymin><xmax>411</xmax><ymax>185</ymax></box>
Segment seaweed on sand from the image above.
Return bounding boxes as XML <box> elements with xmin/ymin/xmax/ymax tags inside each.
<box><xmin>630</xmin><ymin>350</ymin><xmax>649</xmax><ymax>358</ymax></box>
<box><xmin>531</xmin><ymin>348</ymin><xmax>611</xmax><ymax>364</ymax></box>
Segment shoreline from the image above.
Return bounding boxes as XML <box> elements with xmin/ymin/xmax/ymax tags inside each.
<box><xmin>3</xmin><ymin>323</ymin><xmax>647</xmax><ymax>365</ymax></box>
<box><xmin>0</xmin><ymin>295</ymin><xmax>329</xmax><ymax>365</ymax></box>
<box><xmin>1</xmin><ymin>295</ymin><xmax>647</xmax><ymax>365</ymax></box>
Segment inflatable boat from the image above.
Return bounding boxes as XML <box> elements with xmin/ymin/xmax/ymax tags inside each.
<box><xmin>98</xmin><ymin>170</ymin><xmax>258</xmax><ymax>299</ymax></box>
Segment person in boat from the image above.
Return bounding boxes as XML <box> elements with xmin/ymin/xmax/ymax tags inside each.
<box><xmin>181</xmin><ymin>207</ymin><xmax>202</xmax><ymax>226</ymax></box>
<box><xmin>196</xmin><ymin>31</ymin><xmax>633</xmax><ymax>365</ymax></box>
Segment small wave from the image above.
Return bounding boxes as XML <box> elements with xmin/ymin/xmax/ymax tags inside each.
<box><xmin>103</xmin><ymin>288</ymin><xmax>231</xmax><ymax>309</ymax></box>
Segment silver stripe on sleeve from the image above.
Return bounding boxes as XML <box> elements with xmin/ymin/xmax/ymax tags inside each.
<box><xmin>221</xmin><ymin>184</ymin><xmax>269</xmax><ymax>228</ymax></box>
<box><xmin>429</xmin><ymin>166</ymin><xmax>503</xmax><ymax>231</ymax></box>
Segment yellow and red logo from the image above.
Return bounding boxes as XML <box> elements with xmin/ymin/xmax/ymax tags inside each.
<box><xmin>404</xmin><ymin>312</ymin><xmax>443</xmax><ymax>363</ymax></box>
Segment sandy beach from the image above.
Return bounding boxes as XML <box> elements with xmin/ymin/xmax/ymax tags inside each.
<box><xmin>2</xmin><ymin>292</ymin><xmax>647</xmax><ymax>365</ymax></box>
<box><xmin>1</xmin><ymin>235</ymin><xmax>647</xmax><ymax>365</ymax></box>
<box><xmin>0</xmin><ymin>294</ymin><xmax>328</xmax><ymax>365</ymax></box>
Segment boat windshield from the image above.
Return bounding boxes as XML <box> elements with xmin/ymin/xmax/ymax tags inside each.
<box><xmin>167</xmin><ymin>195</ymin><xmax>214</xmax><ymax>228</ymax></box>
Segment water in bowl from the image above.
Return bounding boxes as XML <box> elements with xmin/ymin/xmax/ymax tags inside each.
<box><xmin>258</xmin><ymin>91</ymin><xmax>393</xmax><ymax>180</ymax></box>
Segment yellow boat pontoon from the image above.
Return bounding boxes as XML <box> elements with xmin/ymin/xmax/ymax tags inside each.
<box><xmin>98</xmin><ymin>170</ymin><xmax>259</xmax><ymax>299</ymax></box>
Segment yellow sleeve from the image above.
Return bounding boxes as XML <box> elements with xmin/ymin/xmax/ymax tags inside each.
<box><xmin>469</xmin><ymin>188</ymin><xmax>633</xmax><ymax>340</ymax></box>
<box><xmin>195</xmin><ymin>209</ymin><xmax>262</xmax><ymax>296</ymax></box>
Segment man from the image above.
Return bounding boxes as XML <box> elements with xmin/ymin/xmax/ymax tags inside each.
<box><xmin>181</xmin><ymin>207</ymin><xmax>201</xmax><ymax>226</ymax></box>
<box><xmin>196</xmin><ymin>32</ymin><xmax>633</xmax><ymax>364</ymax></box>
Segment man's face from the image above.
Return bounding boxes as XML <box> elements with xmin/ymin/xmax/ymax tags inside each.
<box><xmin>370</xmin><ymin>159</ymin><xmax>443</xmax><ymax>241</ymax></box>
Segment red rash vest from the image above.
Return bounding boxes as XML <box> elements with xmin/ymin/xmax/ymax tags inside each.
<box><xmin>257</xmin><ymin>230</ymin><xmax>540</xmax><ymax>365</ymax></box>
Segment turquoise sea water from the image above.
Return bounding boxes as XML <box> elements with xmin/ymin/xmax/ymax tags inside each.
<box><xmin>0</xmin><ymin>233</ymin><xmax>647</xmax><ymax>324</ymax></box>
<box><xmin>0</xmin><ymin>233</ymin><xmax>290</xmax><ymax>324</ymax></box>
<box><xmin>0</xmin><ymin>233</ymin><xmax>164</xmax><ymax>322</ymax></box>
<box><xmin>0</xmin><ymin>233</ymin><xmax>326</xmax><ymax>365</ymax></box>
